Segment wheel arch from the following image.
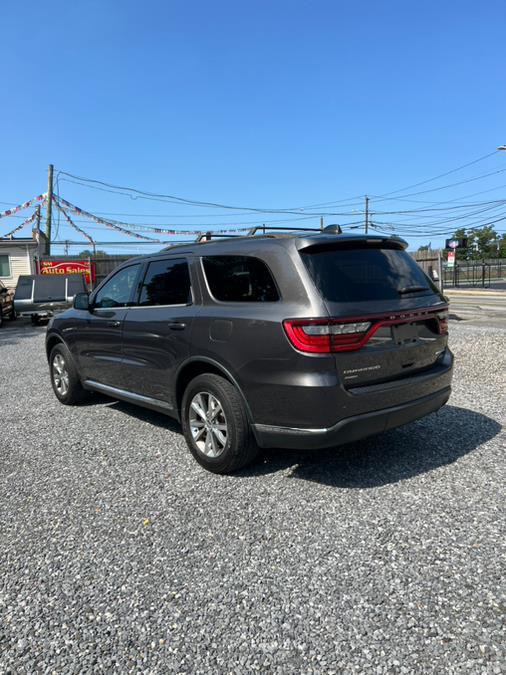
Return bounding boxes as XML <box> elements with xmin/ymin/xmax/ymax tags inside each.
<box><xmin>175</xmin><ymin>357</ymin><xmax>256</xmax><ymax>429</ymax></box>
<box><xmin>45</xmin><ymin>333</ymin><xmax>65</xmax><ymax>362</ymax></box>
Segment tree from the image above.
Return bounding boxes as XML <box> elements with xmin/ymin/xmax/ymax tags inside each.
<box><xmin>499</xmin><ymin>234</ymin><xmax>506</xmax><ymax>259</ymax></box>
<box><xmin>418</xmin><ymin>244</ymin><xmax>431</xmax><ymax>252</ymax></box>
<box><xmin>449</xmin><ymin>226</ymin><xmax>500</xmax><ymax>260</ymax></box>
<box><xmin>78</xmin><ymin>249</ymin><xmax>109</xmax><ymax>258</ymax></box>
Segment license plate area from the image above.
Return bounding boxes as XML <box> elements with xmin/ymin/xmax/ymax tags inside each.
<box><xmin>392</xmin><ymin>322</ymin><xmax>419</xmax><ymax>344</ymax></box>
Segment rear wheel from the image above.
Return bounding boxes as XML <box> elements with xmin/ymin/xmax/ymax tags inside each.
<box><xmin>49</xmin><ymin>343</ymin><xmax>88</xmax><ymax>405</ymax></box>
<box><xmin>181</xmin><ymin>373</ymin><xmax>258</xmax><ymax>474</ymax></box>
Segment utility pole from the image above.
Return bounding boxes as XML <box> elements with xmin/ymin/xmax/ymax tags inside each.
<box><xmin>34</xmin><ymin>204</ymin><xmax>41</xmax><ymax>233</ymax></box>
<box><xmin>320</xmin><ymin>216</ymin><xmax>324</xmax><ymax>231</ymax></box>
<box><xmin>364</xmin><ymin>195</ymin><xmax>369</xmax><ymax>234</ymax></box>
<box><xmin>45</xmin><ymin>164</ymin><xmax>54</xmax><ymax>255</ymax></box>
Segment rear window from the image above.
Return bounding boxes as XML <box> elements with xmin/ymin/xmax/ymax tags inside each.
<box><xmin>301</xmin><ymin>245</ymin><xmax>438</xmax><ymax>303</ymax></box>
<box><xmin>202</xmin><ymin>256</ymin><xmax>279</xmax><ymax>302</ymax></box>
<box><xmin>33</xmin><ymin>276</ymin><xmax>66</xmax><ymax>302</ymax></box>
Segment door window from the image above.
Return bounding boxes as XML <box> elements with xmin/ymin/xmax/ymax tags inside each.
<box><xmin>138</xmin><ymin>258</ymin><xmax>191</xmax><ymax>306</ymax></box>
<box><xmin>93</xmin><ymin>264</ymin><xmax>141</xmax><ymax>308</ymax></box>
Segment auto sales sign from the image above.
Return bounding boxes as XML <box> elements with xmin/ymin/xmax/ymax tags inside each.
<box><xmin>39</xmin><ymin>260</ymin><xmax>96</xmax><ymax>285</ymax></box>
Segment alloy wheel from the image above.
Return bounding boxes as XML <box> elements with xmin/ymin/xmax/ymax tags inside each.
<box><xmin>52</xmin><ymin>353</ymin><xmax>70</xmax><ymax>397</ymax></box>
<box><xmin>189</xmin><ymin>391</ymin><xmax>228</xmax><ymax>458</ymax></box>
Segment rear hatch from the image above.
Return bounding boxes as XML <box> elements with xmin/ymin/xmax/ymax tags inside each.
<box><xmin>298</xmin><ymin>240</ymin><xmax>449</xmax><ymax>388</ymax></box>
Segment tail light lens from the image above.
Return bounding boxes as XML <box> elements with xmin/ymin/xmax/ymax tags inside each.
<box><xmin>283</xmin><ymin>319</ymin><xmax>372</xmax><ymax>353</ymax></box>
<box><xmin>283</xmin><ymin>306</ymin><xmax>449</xmax><ymax>354</ymax></box>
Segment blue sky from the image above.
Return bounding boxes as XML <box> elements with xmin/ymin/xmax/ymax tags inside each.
<box><xmin>1</xmin><ymin>0</ymin><xmax>505</xmax><ymax>253</ymax></box>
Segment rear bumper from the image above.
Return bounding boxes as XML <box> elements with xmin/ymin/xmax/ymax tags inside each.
<box><xmin>253</xmin><ymin>386</ymin><xmax>451</xmax><ymax>449</ymax></box>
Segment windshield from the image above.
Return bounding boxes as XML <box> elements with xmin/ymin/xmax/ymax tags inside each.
<box><xmin>301</xmin><ymin>245</ymin><xmax>439</xmax><ymax>303</ymax></box>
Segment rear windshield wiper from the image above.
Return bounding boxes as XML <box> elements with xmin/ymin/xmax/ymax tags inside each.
<box><xmin>398</xmin><ymin>285</ymin><xmax>429</xmax><ymax>295</ymax></box>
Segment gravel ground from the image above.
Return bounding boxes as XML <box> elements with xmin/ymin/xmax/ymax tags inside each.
<box><xmin>0</xmin><ymin>319</ymin><xmax>504</xmax><ymax>674</ymax></box>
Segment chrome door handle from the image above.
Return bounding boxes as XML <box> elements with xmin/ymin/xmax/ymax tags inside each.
<box><xmin>107</xmin><ymin>320</ymin><xmax>121</xmax><ymax>328</ymax></box>
<box><xmin>168</xmin><ymin>321</ymin><xmax>186</xmax><ymax>330</ymax></box>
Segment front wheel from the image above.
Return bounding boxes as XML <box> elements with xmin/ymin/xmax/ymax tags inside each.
<box><xmin>49</xmin><ymin>343</ymin><xmax>88</xmax><ymax>405</ymax></box>
<box><xmin>181</xmin><ymin>373</ymin><xmax>258</xmax><ymax>474</ymax></box>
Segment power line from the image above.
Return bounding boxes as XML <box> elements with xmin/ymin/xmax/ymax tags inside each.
<box><xmin>371</xmin><ymin>150</ymin><xmax>499</xmax><ymax>200</ymax></box>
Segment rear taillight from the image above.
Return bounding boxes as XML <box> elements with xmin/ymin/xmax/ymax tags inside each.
<box><xmin>283</xmin><ymin>306</ymin><xmax>449</xmax><ymax>354</ymax></box>
<box><xmin>283</xmin><ymin>319</ymin><xmax>372</xmax><ymax>353</ymax></box>
<box><xmin>438</xmin><ymin>311</ymin><xmax>449</xmax><ymax>335</ymax></box>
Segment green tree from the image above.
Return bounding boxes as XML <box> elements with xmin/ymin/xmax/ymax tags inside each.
<box><xmin>499</xmin><ymin>233</ymin><xmax>506</xmax><ymax>259</ymax></box>
<box><xmin>449</xmin><ymin>226</ymin><xmax>499</xmax><ymax>260</ymax></box>
<box><xmin>78</xmin><ymin>249</ymin><xmax>109</xmax><ymax>258</ymax></box>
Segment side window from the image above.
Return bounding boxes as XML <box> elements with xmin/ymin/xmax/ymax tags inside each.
<box><xmin>202</xmin><ymin>256</ymin><xmax>279</xmax><ymax>302</ymax></box>
<box><xmin>93</xmin><ymin>264</ymin><xmax>141</xmax><ymax>309</ymax></box>
<box><xmin>139</xmin><ymin>258</ymin><xmax>191</xmax><ymax>306</ymax></box>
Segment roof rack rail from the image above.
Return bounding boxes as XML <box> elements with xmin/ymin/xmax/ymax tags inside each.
<box><xmin>194</xmin><ymin>232</ymin><xmax>245</xmax><ymax>243</ymax></box>
<box><xmin>193</xmin><ymin>225</ymin><xmax>322</xmax><ymax>243</ymax></box>
<box><xmin>246</xmin><ymin>225</ymin><xmax>322</xmax><ymax>236</ymax></box>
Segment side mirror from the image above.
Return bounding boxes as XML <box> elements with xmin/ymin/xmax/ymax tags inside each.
<box><xmin>73</xmin><ymin>292</ymin><xmax>90</xmax><ymax>310</ymax></box>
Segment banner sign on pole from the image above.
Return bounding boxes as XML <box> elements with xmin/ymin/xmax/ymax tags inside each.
<box><xmin>447</xmin><ymin>251</ymin><xmax>456</xmax><ymax>268</ymax></box>
<box><xmin>445</xmin><ymin>238</ymin><xmax>468</xmax><ymax>250</ymax></box>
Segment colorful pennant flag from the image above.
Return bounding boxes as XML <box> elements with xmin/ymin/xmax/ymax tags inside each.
<box><xmin>54</xmin><ymin>201</ymin><xmax>96</xmax><ymax>247</ymax></box>
<box><xmin>1</xmin><ymin>210</ymin><xmax>39</xmax><ymax>238</ymax></box>
<box><xmin>0</xmin><ymin>194</ymin><xmax>47</xmax><ymax>219</ymax></box>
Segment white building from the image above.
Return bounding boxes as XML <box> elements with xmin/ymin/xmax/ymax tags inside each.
<box><xmin>0</xmin><ymin>231</ymin><xmax>47</xmax><ymax>289</ymax></box>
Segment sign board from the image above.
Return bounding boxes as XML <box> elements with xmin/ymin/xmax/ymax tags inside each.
<box><xmin>445</xmin><ymin>238</ymin><xmax>468</xmax><ymax>250</ymax></box>
<box><xmin>447</xmin><ymin>251</ymin><xmax>456</xmax><ymax>268</ymax></box>
<box><xmin>39</xmin><ymin>260</ymin><xmax>96</xmax><ymax>285</ymax></box>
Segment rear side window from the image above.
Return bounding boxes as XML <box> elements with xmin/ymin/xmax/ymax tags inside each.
<box><xmin>301</xmin><ymin>245</ymin><xmax>438</xmax><ymax>302</ymax></box>
<box><xmin>202</xmin><ymin>256</ymin><xmax>279</xmax><ymax>302</ymax></box>
<box><xmin>139</xmin><ymin>258</ymin><xmax>191</xmax><ymax>306</ymax></box>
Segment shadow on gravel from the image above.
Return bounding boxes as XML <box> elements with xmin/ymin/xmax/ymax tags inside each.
<box><xmin>240</xmin><ymin>405</ymin><xmax>501</xmax><ymax>487</ymax></box>
<box><xmin>104</xmin><ymin>399</ymin><xmax>182</xmax><ymax>433</ymax></box>
<box><xmin>100</xmin><ymin>399</ymin><xmax>501</xmax><ymax>487</ymax></box>
<box><xmin>0</xmin><ymin>320</ymin><xmax>46</xmax><ymax>346</ymax></box>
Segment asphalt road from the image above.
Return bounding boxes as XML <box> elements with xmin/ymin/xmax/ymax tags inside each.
<box><xmin>0</xmin><ymin>319</ymin><xmax>504</xmax><ymax>673</ymax></box>
<box><xmin>447</xmin><ymin>293</ymin><xmax>506</xmax><ymax>321</ymax></box>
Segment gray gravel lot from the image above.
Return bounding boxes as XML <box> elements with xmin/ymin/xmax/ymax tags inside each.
<box><xmin>1</xmin><ymin>319</ymin><xmax>505</xmax><ymax>674</ymax></box>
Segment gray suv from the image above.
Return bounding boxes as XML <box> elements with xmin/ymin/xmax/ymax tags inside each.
<box><xmin>46</xmin><ymin>231</ymin><xmax>453</xmax><ymax>473</ymax></box>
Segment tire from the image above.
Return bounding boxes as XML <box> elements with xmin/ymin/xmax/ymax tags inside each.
<box><xmin>0</xmin><ymin>309</ymin><xmax>3</xmax><ymax>329</ymax></box>
<box><xmin>31</xmin><ymin>315</ymin><xmax>40</xmax><ymax>326</ymax></box>
<box><xmin>8</xmin><ymin>308</ymin><xmax>16</xmax><ymax>320</ymax></box>
<box><xmin>49</xmin><ymin>343</ymin><xmax>88</xmax><ymax>405</ymax></box>
<box><xmin>181</xmin><ymin>373</ymin><xmax>258</xmax><ymax>474</ymax></box>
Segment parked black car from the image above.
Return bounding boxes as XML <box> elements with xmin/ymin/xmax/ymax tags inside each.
<box><xmin>46</xmin><ymin>231</ymin><xmax>453</xmax><ymax>473</ymax></box>
<box><xmin>0</xmin><ymin>279</ymin><xmax>15</xmax><ymax>327</ymax></box>
<box><xmin>15</xmin><ymin>274</ymin><xmax>87</xmax><ymax>325</ymax></box>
